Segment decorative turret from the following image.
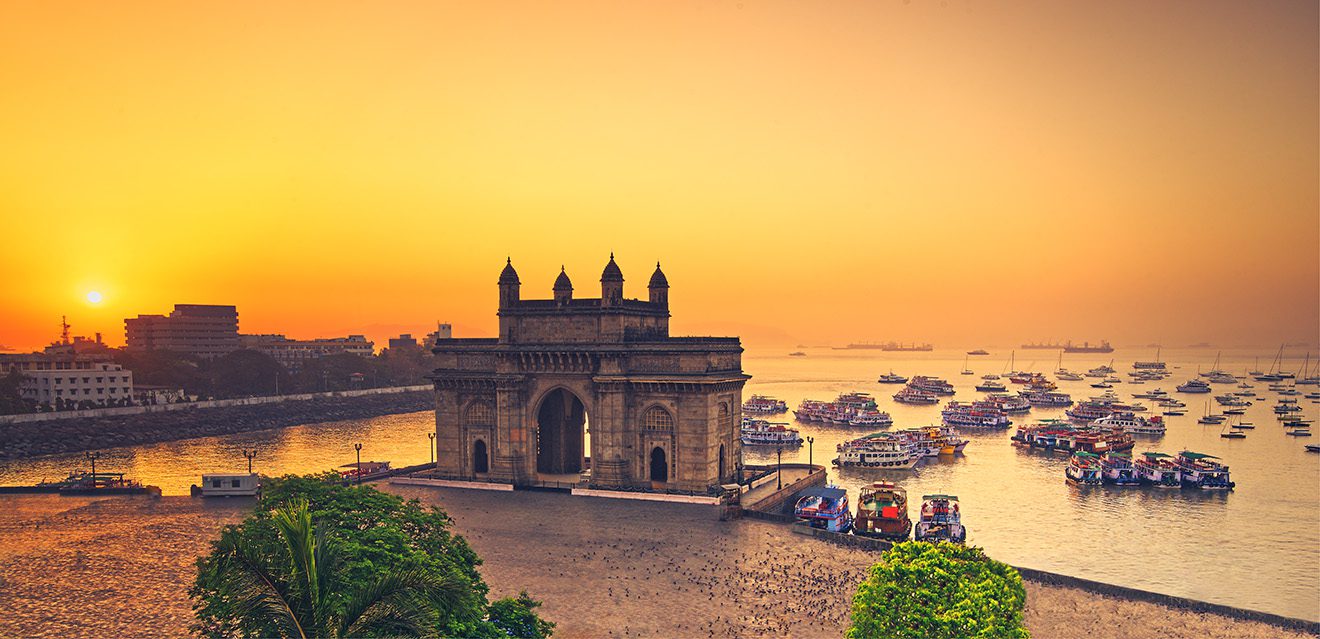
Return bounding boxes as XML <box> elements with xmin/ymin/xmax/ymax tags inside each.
<box><xmin>600</xmin><ymin>252</ymin><xmax>624</xmax><ymax>307</ymax></box>
<box><xmin>498</xmin><ymin>257</ymin><xmax>521</xmax><ymax>309</ymax></box>
<box><xmin>648</xmin><ymin>262</ymin><xmax>669</xmax><ymax>307</ymax></box>
<box><xmin>553</xmin><ymin>266</ymin><xmax>573</xmax><ymax>305</ymax></box>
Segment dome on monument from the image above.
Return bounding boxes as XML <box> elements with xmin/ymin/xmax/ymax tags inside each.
<box><xmin>648</xmin><ymin>262</ymin><xmax>668</xmax><ymax>288</ymax></box>
<box><xmin>601</xmin><ymin>253</ymin><xmax>624</xmax><ymax>282</ymax></box>
<box><xmin>554</xmin><ymin>266</ymin><xmax>573</xmax><ymax>290</ymax></box>
<box><xmin>498</xmin><ymin>257</ymin><xmax>520</xmax><ymax>285</ymax></box>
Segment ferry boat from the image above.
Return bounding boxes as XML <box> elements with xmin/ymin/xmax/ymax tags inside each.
<box><xmin>788</xmin><ymin>351</ymin><xmax>806</xmax><ymax>357</ymax></box>
<box><xmin>893</xmin><ymin>386</ymin><xmax>940</xmax><ymax>405</ymax></box>
<box><xmin>1064</xmin><ymin>340</ymin><xmax>1114</xmax><ymax>354</ymax></box>
<box><xmin>742</xmin><ymin>395</ymin><xmax>789</xmax><ymax>414</ymax></box>
<box><xmin>1095</xmin><ymin>412</ymin><xmax>1166</xmax><ymax>435</ymax></box>
<box><xmin>1056</xmin><ymin>371</ymin><xmax>1084</xmax><ymax>381</ymax></box>
<box><xmin>1216</xmin><ymin>394</ymin><xmax>1252</xmax><ymax>407</ymax></box>
<box><xmin>941</xmin><ymin>402</ymin><xmax>1012</xmax><ymax>429</ymax></box>
<box><xmin>1090</xmin><ymin>381</ymin><xmax>1113</xmax><ymax>389</ymax></box>
<box><xmin>340</xmin><ymin>461</ymin><xmax>392</xmax><ymax>482</ymax></box>
<box><xmin>793</xmin><ymin>486</ymin><xmax>853</xmax><ymax>532</ymax></box>
<box><xmin>976</xmin><ymin>380</ymin><xmax>1008</xmax><ymax>392</ymax></box>
<box><xmin>740</xmin><ymin>419</ymin><xmax>803</xmax><ymax>446</ymax></box>
<box><xmin>794</xmin><ymin>394</ymin><xmax>892</xmax><ymax>426</ymax></box>
<box><xmin>1134</xmin><ymin>452</ymin><xmax>1181</xmax><ymax>487</ymax></box>
<box><xmin>1100</xmin><ymin>452</ymin><xmax>1140</xmax><ymax>485</ymax></box>
<box><xmin>191</xmin><ymin>473</ymin><xmax>260</xmax><ymax>497</ymax></box>
<box><xmin>833</xmin><ymin>434</ymin><xmax>918</xmax><ymax>469</ymax></box>
<box><xmin>967</xmin><ymin>349</ymin><xmax>990</xmax><ymax>356</ymax></box>
<box><xmin>853</xmin><ymin>481</ymin><xmax>912</xmax><ymax>540</ymax></box>
<box><xmin>1134</xmin><ymin>348</ymin><xmax>1167</xmax><ymax>371</ymax></box>
<box><xmin>1008</xmin><ymin>371</ymin><xmax>1037</xmax><ymax>384</ymax></box>
<box><xmin>1176</xmin><ymin>451</ymin><xmax>1234</xmax><ymax>490</ymax></box>
<box><xmin>1086</xmin><ymin>364</ymin><xmax>1117</xmax><ymax>378</ymax></box>
<box><xmin>1133</xmin><ymin>388</ymin><xmax>1169</xmax><ymax>399</ymax></box>
<box><xmin>25</xmin><ymin>472</ymin><xmax>157</xmax><ymax>496</ymax></box>
<box><xmin>914</xmin><ymin>495</ymin><xmax>966</xmax><ymax>544</ymax></box>
<box><xmin>1021</xmin><ymin>391</ymin><xmax>1073</xmax><ymax>407</ymax></box>
<box><xmin>977</xmin><ymin>393</ymin><xmax>1031</xmax><ymax>414</ymax></box>
<box><xmin>1065</xmin><ymin>452</ymin><xmax>1104</xmax><ymax>485</ymax></box>
<box><xmin>1176</xmin><ymin>379</ymin><xmax>1211</xmax><ymax>393</ymax></box>
<box><xmin>877</xmin><ymin>371</ymin><xmax>908</xmax><ymax>384</ymax></box>
<box><xmin>909</xmin><ymin>375</ymin><xmax>955</xmax><ymax>395</ymax></box>
<box><xmin>1066</xmin><ymin>401</ymin><xmax>1114</xmax><ymax>422</ymax></box>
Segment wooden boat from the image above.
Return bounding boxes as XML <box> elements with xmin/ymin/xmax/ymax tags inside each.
<box><xmin>914</xmin><ymin>494</ymin><xmax>966</xmax><ymax>544</ymax></box>
<box><xmin>853</xmin><ymin>481</ymin><xmax>912</xmax><ymax>541</ymax></box>
<box><xmin>793</xmin><ymin>486</ymin><xmax>853</xmax><ymax>533</ymax></box>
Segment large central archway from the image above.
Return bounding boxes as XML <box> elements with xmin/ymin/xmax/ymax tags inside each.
<box><xmin>536</xmin><ymin>388</ymin><xmax>587</xmax><ymax>475</ymax></box>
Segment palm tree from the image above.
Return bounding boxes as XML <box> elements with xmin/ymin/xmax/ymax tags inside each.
<box><xmin>210</xmin><ymin>499</ymin><xmax>464</xmax><ymax>638</ymax></box>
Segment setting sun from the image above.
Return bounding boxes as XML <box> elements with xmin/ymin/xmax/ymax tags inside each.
<box><xmin>85</xmin><ymin>291</ymin><xmax>102</xmax><ymax>304</ymax></box>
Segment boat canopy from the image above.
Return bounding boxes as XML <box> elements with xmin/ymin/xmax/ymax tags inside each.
<box><xmin>923</xmin><ymin>494</ymin><xmax>959</xmax><ymax>501</ymax></box>
<box><xmin>1179</xmin><ymin>452</ymin><xmax>1220</xmax><ymax>460</ymax></box>
<box><xmin>1142</xmin><ymin>452</ymin><xmax>1173</xmax><ymax>459</ymax></box>
<box><xmin>1106</xmin><ymin>452</ymin><xmax>1131</xmax><ymax>458</ymax></box>
<box><xmin>799</xmin><ymin>487</ymin><xmax>847</xmax><ymax>500</ymax></box>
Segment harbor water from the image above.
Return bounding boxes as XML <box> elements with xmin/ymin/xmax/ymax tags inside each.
<box><xmin>0</xmin><ymin>347</ymin><xmax>1315</xmax><ymax>621</ymax></box>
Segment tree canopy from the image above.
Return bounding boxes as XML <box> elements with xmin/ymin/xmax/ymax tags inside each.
<box><xmin>847</xmin><ymin>541</ymin><xmax>1029</xmax><ymax>639</ymax></box>
<box><xmin>191</xmin><ymin>475</ymin><xmax>553</xmax><ymax>638</ymax></box>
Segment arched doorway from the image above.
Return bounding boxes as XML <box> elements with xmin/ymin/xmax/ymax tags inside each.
<box><xmin>536</xmin><ymin>388</ymin><xmax>587</xmax><ymax>475</ymax></box>
<box><xmin>650</xmin><ymin>447</ymin><xmax>668</xmax><ymax>483</ymax></box>
<box><xmin>718</xmin><ymin>443</ymin><xmax>726</xmax><ymax>483</ymax></box>
<box><xmin>473</xmin><ymin>440</ymin><xmax>489</xmax><ymax>474</ymax></box>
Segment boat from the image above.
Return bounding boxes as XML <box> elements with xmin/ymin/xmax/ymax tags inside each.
<box><xmin>1066</xmin><ymin>451</ymin><xmax>1105</xmax><ymax>485</ymax></box>
<box><xmin>976</xmin><ymin>380</ymin><xmax>1008</xmax><ymax>392</ymax></box>
<box><xmin>788</xmin><ymin>351</ymin><xmax>807</xmax><ymax>357</ymax></box>
<box><xmin>978</xmin><ymin>394</ymin><xmax>1031</xmax><ymax>414</ymax></box>
<box><xmin>192</xmin><ymin>473</ymin><xmax>260</xmax><ymax>497</ymax></box>
<box><xmin>740</xmin><ymin>418</ymin><xmax>804</xmax><ymax>446</ymax></box>
<box><xmin>1176</xmin><ymin>379</ymin><xmax>1212</xmax><ymax>394</ymax></box>
<box><xmin>1010</xmin><ymin>422</ymin><xmax>1128</xmax><ymax>454</ymax></box>
<box><xmin>795</xmin><ymin>394</ymin><xmax>893</xmax><ymax>427</ymax></box>
<box><xmin>1219</xmin><ymin>429</ymin><xmax>1246</xmax><ymax>439</ymax></box>
<box><xmin>1021</xmin><ymin>342</ymin><xmax>1064</xmax><ymax>350</ymax></box>
<box><xmin>50</xmin><ymin>472</ymin><xmax>155</xmax><ymax>496</ymax></box>
<box><xmin>742</xmin><ymin>395</ymin><xmax>789</xmax><ymax>414</ymax></box>
<box><xmin>1305</xmin><ymin>444</ymin><xmax>1320</xmax><ymax>452</ymax></box>
<box><xmin>340</xmin><ymin>461</ymin><xmax>392</xmax><ymax>482</ymax></box>
<box><xmin>1091</xmin><ymin>382</ymin><xmax>1113</xmax><ymax>389</ymax></box>
<box><xmin>793</xmin><ymin>486</ymin><xmax>853</xmax><ymax>532</ymax></box>
<box><xmin>1197</xmin><ymin>403</ymin><xmax>1226</xmax><ymax>425</ymax></box>
<box><xmin>865</xmin><ymin>342</ymin><xmax>933</xmax><ymax>352</ymax></box>
<box><xmin>1056</xmin><ymin>371</ymin><xmax>1084</xmax><ymax>381</ymax></box>
<box><xmin>1162</xmin><ymin>408</ymin><xmax>1186</xmax><ymax>416</ymax></box>
<box><xmin>909</xmin><ymin>375</ymin><xmax>955</xmax><ymax>395</ymax></box>
<box><xmin>1286</xmin><ymin>429</ymin><xmax>1312</xmax><ymax>437</ymax></box>
<box><xmin>877</xmin><ymin>371</ymin><xmax>908</xmax><ymax>384</ymax></box>
<box><xmin>1223</xmin><ymin>408</ymin><xmax>1246</xmax><ymax>415</ymax></box>
<box><xmin>834</xmin><ymin>434</ymin><xmax>918</xmax><ymax>468</ymax></box>
<box><xmin>1134</xmin><ymin>452</ymin><xmax>1181</xmax><ymax>487</ymax></box>
<box><xmin>1133</xmin><ymin>347</ymin><xmax>1166</xmax><ymax>371</ymax></box>
<box><xmin>1100</xmin><ymin>452</ymin><xmax>1140</xmax><ymax>485</ymax></box>
<box><xmin>967</xmin><ymin>349</ymin><xmax>990</xmax><ymax>356</ymax></box>
<box><xmin>892</xmin><ymin>387</ymin><xmax>940</xmax><ymax>405</ymax></box>
<box><xmin>1021</xmin><ymin>390</ymin><xmax>1073</xmax><ymax>407</ymax></box>
<box><xmin>1133</xmin><ymin>388</ymin><xmax>1169</xmax><ymax>399</ymax></box>
<box><xmin>941</xmin><ymin>402</ymin><xmax>1012</xmax><ymax>429</ymax></box>
<box><xmin>1066</xmin><ymin>401</ymin><xmax>1114</xmax><ymax>422</ymax></box>
<box><xmin>853</xmin><ymin>481</ymin><xmax>912</xmax><ymax>540</ymax></box>
<box><xmin>1064</xmin><ymin>340</ymin><xmax>1114</xmax><ymax>354</ymax></box>
<box><xmin>913</xmin><ymin>494</ymin><xmax>966</xmax><ymax>544</ymax></box>
<box><xmin>1095</xmin><ymin>412</ymin><xmax>1166</xmax><ymax>435</ymax></box>
<box><xmin>1176</xmin><ymin>451</ymin><xmax>1234</xmax><ymax>489</ymax></box>
<box><xmin>1086</xmin><ymin>363</ymin><xmax>1117</xmax><ymax>378</ymax></box>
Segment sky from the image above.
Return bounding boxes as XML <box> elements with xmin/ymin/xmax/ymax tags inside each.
<box><xmin>1</xmin><ymin>1</ymin><xmax>1316</xmax><ymax>352</ymax></box>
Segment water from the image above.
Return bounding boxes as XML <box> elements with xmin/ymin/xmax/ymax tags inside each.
<box><xmin>0</xmin><ymin>347</ymin><xmax>1316</xmax><ymax>621</ymax></box>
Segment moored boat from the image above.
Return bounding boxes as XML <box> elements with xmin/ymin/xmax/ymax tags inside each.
<box><xmin>1100</xmin><ymin>452</ymin><xmax>1140</xmax><ymax>485</ymax></box>
<box><xmin>1066</xmin><ymin>451</ymin><xmax>1104</xmax><ymax>485</ymax></box>
<box><xmin>1176</xmin><ymin>451</ymin><xmax>1234</xmax><ymax>490</ymax></box>
<box><xmin>834</xmin><ymin>433</ymin><xmax>918</xmax><ymax>469</ymax></box>
<box><xmin>742</xmin><ymin>394</ymin><xmax>789</xmax><ymax>414</ymax></box>
<box><xmin>893</xmin><ymin>386</ymin><xmax>940</xmax><ymax>405</ymax></box>
<box><xmin>877</xmin><ymin>371</ymin><xmax>908</xmax><ymax>384</ymax></box>
<box><xmin>910</xmin><ymin>375</ymin><xmax>955</xmax><ymax>395</ymax></box>
<box><xmin>1095</xmin><ymin>412</ymin><xmax>1166</xmax><ymax>436</ymax></box>
<box><xmin>1134</xmin><ymin>452</ymin><xmax>1181</xmax><ymax>487</ymax></box>
<box><xmin>913</xmin><ymin>494</ymin><xmax>966</xmax><ymax>544</ymax></box>
<box><xmin>794</xmin><ymin>486</ymin><xmax>853</xmax><ymax>532</ymax></box>
<box><xmin>853</xmin><ymin>481</ymin><xmax>912</xmax><ymax>540</ymax></box>
<box><xmin>741</xmin><ymin>418</ymin><xmax>804</xmax><ymax>446</ymax></box>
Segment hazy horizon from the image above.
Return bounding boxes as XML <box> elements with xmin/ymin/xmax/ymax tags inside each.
<box><xmin>3</xmin><ymin>1</ymin><xmax>1316</xmax><ymax>352</ymax></box>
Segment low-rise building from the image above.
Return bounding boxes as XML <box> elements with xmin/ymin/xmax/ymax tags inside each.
<box><xmin>18</xmin><ymin>362</ymin><xmax>134</xmax><ymax>407</ymax></box>
<box><xmin>239</xmin><ymin>334</ymin><xmax>374</xmax><ymax>371</ymax></box>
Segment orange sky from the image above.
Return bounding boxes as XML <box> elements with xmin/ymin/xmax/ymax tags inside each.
<box><xmin>1</xmin><ymin>1</ymin><xmax>1316</xmax><ymax>352</ymax></box>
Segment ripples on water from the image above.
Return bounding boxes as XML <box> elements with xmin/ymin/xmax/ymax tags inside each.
<box><xmin>0</xmin><ymin>348</ymin><xmax>1316</xmax><ymax>621</ymax></box>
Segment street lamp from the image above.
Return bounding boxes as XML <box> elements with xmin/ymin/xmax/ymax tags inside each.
<box><xmin>806</xmin><ymin>436</ymin><xmax>815</xmax><ymax>470</ymax></box>
<box><xmin>85</xmin><ymin>451</ymin><xmax>100</xmax><ymax>482</ymax></box>
<box><xmin>242</xmin><ymin>449</ymin><xmax>257</xmax><ymax>474</ymax></box>
<box><xmin>776</xmin><ymin>445</ymin><xmax>783</xmax><ymax>490</ymax></box>
<box><xmin>427</xmin><ymin>432</ymin><xmax>436</xmax><ymax>465</ymax></box>
<box><xmin>354</xmin><ymin>443</ymin><xmax>363</xmax><ymax>484</ymax></box>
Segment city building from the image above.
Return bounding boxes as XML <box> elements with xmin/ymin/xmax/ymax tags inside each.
<box><xmin>124</xmin><ymin>304</ymin><xmax>239</xmax><ymax>359</ymax></box>
<box><xmin>430</xmin><ymin>256</ymin><xmax>748</xmax><ymax>493</ymax></box>
<box><xmin>388</xmin><ymin>334</ymin><xmax>420</xmax><ymax>350</ymax></box>
<box><xmin>424</xmin><ymin>322</ymin><xmax>453</xmax><ymax>347</ymax></box>
<box><xmin>239</xmin><ymin>334</ymin><xmax>374</xmax><ymax>371</ymax></box>
<box><xmin>18</xmin><ymin>362</ymin><xmax>134</xmax><ymax>407</ymax></box>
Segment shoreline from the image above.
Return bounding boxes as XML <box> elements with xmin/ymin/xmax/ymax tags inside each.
<box><xmin>0</xmin><ymin>389</ymin><xmax>434</xmax><ymax>461</ymax></box>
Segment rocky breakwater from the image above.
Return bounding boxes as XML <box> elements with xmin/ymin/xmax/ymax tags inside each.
<box><xmin>0</xmin><ymin>391</ymin><xmax>434</xmax><ymax>460</ymax></box>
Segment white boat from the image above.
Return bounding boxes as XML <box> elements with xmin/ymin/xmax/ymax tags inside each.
<box><xmin>741</xmin><ymin>419</ymin><xmax>804</xmax><ymax>446</ymax></box>
<box><xmin>1176</xmin><ymin>379</ymin><xmax>1212</xmax><ymax>393</ymax></box>
<box><xmin>1095</xmin><ymin>412</ymin><xmax>1166</xmax><ymax>435</ymax></box>
<box><xmin>834</xmin><ymin>434</ymin><xmax>919</xmax><ymax>469</ymax></box>
<box><xmin>193</xmin><ymin>473</ymin><xmax>260</xmax><ymax>497</ymax></box>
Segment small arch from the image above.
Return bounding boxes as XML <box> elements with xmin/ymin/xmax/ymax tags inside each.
<box><xmin>650</xmin><ymin>446</ymin><xmax>669</xmax><ymax>483</ymax></box>
<box><xmin>464</xmin><ymin>400</ymin><xmax>495</xmax><ymax>426</ymax></box>
<box><xmin>473</xmin><ymin>439</ymin><xmax>489</xmax><ymax>474</ymax></box>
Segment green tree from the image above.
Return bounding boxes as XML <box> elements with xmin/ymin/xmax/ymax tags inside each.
<box><xmin>847</xmin><ymin>542</ymin><xmax>1029</xmax><ymax>639</ymax></box>
<box><xmin>114</xmin><ymin>349</ymin><xmax>209</xmax><ymax>396</ymax></box>
<box><xmin>208</xmin><ymin>498</ymin><xmax>464</xmax><ymax>638</ymax></box>
<box><xmin>0</xmin><ymin>369</ymin><xmax>29</xmax><ymax>415</ymax></box>
<box><xmin>192</xmin><ymin>475</ymin><xmax>553</xmax><ymax>639</ymax></box>
<box><xmin>206</xmin><ymin>349</ymin><xmax>291</xmax><ymax>398</ymax></box>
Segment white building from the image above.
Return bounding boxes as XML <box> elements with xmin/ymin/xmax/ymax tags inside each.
<box><xmin>19</xmin><ymin>363</ymin><xmax>134</xmax><ymax>407</ymax></box>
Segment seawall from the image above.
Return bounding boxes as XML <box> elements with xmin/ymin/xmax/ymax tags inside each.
<box><xmin>0</xmin><ymin>386</ymin><xmax>434</xmax><ymax>460</ymax></box>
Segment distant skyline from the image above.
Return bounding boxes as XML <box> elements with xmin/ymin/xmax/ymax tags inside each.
<box><xmin>2</xmin><ymin>1</ymin><xmax>1316</xmax><ymax>352</ymax></box>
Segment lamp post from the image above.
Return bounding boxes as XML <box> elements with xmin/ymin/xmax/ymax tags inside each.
<box><xmin>242</xmin><ymin>449</ymin><xmax>257</xmax><ymax>474</ymax></box>
<box><xmin>85</xmin><ymin>451</ymin><xmax>100</xmax><ymax>482</ymax></box>
<box><xmin>806</xmin><ymin>436</ymin><xmax>815</xmax><ymax>470</ymax></box>
<box><xmin>776</xmin><ymin>445</ymin><xmax>783</xmax><ymax>490</ymax></box>
<box><xmin>427</xmin><ymin>432</ymin><xmax>435</xmax><ymax>465</ymax></box>
<box><xmin>354</xmin><ymin>443</ymin><xmax>363</xmax><ymax>485</ymax></box>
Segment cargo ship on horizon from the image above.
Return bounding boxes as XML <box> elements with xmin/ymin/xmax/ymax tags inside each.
<box><xmin>1064</xmin><ymin>340</ymin><xmax>1115</xmax><ymax>353</ymax></box>
<box><xmin>834</xmin><ymin>341</ymin><xmax>934</xmax><ymax>351</ymax></box>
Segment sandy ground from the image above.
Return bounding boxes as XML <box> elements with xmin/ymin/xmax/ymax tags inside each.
<box><xmin>0</xmin><ymin>490</ymin><xmax>1312</xmax><ymax>638</ymax></box>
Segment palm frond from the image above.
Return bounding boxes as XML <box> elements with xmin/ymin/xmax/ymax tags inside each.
<box><xmin>212</xmin><ymin>527</ymin><xmax>309</xmax><ymax>639</ymax></box>
<box><xmin>339</xmin><ymin>567</ymin><xmax>466</xmax><ymax>638</ymax></box>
